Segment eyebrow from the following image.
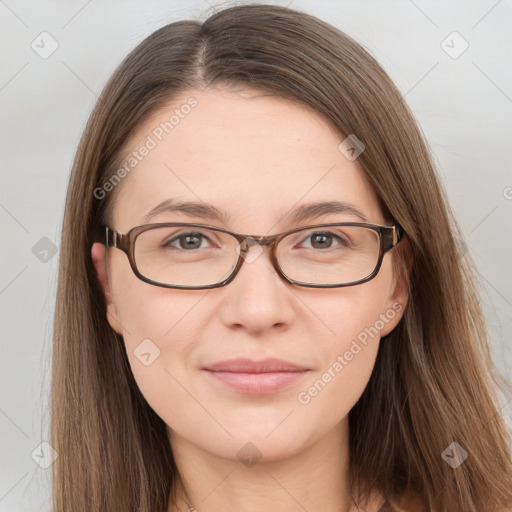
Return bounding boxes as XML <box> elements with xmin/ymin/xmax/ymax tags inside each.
<box><xmin>143</xmin><ymin>198</ymin><xmax>368</xmax><ymax>226</ymax></box>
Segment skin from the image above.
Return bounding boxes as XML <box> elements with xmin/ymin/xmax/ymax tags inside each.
<box><xmin>91</xmin><ymin>86</ymin><xmax>408</xmax><ymax>512</ymax></box>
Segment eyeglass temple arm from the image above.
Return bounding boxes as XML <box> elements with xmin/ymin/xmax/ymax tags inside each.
<box><xmin>91</xmin><ymin>225</ymin><xmax>119</xmax><ymax>248</ymax></box>
<box><xmin>383</xmin><ymin>224</ymin><xmax>405</xmax><ymax>251</ymax></box>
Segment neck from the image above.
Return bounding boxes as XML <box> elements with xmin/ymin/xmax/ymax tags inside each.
<box><xmin>166</xmin><ymin>418</ymin><xmax>365</xmax><ymax>512</ymax></box>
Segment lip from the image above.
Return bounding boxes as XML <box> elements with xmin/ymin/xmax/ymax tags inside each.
<box><xmin>203</xmin><ymin>357</ymin><xmax>309</xmax><ymax>373</ymax></box>
<box><xmin>202</xmin><ymin>358</ymin><xmax>310</xmax><ymax>395</ymax></box>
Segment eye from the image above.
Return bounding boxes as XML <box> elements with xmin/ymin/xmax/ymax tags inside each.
<box><xmin>163</xmin><ymin>231</ymin><xmax>214</xmax><ymax>251</ymax></box>
<box><xmin>299</xmin><ymin>231</ymin><xmax>350</xmax><ymax>250</ymax></box>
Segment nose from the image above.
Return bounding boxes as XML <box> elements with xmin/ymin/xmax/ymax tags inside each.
<box><xmin>219</xmin><ymin>243</ymin><xmax>295</xmax><ymax>334</ymax></box>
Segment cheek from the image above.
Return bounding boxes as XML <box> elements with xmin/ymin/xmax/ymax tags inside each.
<box><xmin>295</xmin><ymin>267</ymin><xmax>394</xmax><ymax>416</ymax></box>
<box><xmin>116</xmin><ymin>291</ymin><xmax>206</xmax><ymax>436</ymax></box>
<box><xmin>108</xmin><ymin>249</ymin><xmax>205</xmax><ymax>341</ymax></box>
<box><xmin>108</xmin><ymin>262</ymin><xmax>205</xmax><ymax>411</ymax></box>
<box><xmin>308</xmin><ymin>261</ymin><xmax>393</xmax><ymax>352</ymax></box>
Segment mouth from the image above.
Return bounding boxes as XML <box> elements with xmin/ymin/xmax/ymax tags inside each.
<box><xmin>202</xmin><ymin>358</ymin><xmax>311</xmax><ymax>395</ymax></box>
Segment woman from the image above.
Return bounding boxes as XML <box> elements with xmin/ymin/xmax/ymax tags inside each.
<box><xmin>51</xmin><ymin>4</ymin><xmax>512</xmax><ymax>511</ymax></box>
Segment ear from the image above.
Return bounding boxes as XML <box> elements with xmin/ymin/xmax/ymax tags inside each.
<box><xmin>91</xmin><ymin>243</ymin><xmax>123</xmax><ymax>335</ymax></box>
<box><xmin>379</xmin><ymin>237</ymin><xmax>413</xmax><ymax>337</ymax></box>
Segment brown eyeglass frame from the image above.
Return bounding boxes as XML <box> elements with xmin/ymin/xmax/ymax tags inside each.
<box><xmin>92</xmin><ymin>222</ymin><xmax>404</xmax><ymax>290</ymax></box>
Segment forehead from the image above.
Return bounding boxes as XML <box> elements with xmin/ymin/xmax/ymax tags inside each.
<box><xmin>109</xmin><ymin>86</ymin><xmax>383</xmax><ymax>230</ymax></box>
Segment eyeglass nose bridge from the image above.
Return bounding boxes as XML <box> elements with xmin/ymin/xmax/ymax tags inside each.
<box><xmin>231</xmin><ymin>233</ymin><xmax>289</xmax><ymax>288</ymax></box>
<box><xmin>237</xmin><ymin>233</ymin><xmax>281</xmax><ymax>257</ymax></box>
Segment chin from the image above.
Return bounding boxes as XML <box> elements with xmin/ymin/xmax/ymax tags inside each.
<box><xmin>204</xmin><ymin>420</ymin><xmax>318</xmax><ymax>465</ymax></box>
<box><xmin>219</xmin><ymin>435</ymin><xmax>307</xmax><ymax>466</ymax></box>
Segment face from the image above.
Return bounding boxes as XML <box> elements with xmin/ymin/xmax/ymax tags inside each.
<box><xmin>91</xmin><ymin>86</ymin><xmax>407</xmax><ymax>464</ymax></box>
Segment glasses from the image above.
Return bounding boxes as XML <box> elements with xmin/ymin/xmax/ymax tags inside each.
<box><xmin>93</xmin><ymin>222</ymin><xmax>404</xmax><ymax>290</ymax></box>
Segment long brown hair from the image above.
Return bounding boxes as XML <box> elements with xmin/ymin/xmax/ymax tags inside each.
<box><xmin>51</xmin><ymin>4</ymin><xmax>512</xmax><ymax>511</ymax></box>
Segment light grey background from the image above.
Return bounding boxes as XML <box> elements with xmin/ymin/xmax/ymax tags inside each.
<box><xmin>1</xmin><ymin>0</ymin><xmax>511</xmax><ymax>510</ymax></box>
